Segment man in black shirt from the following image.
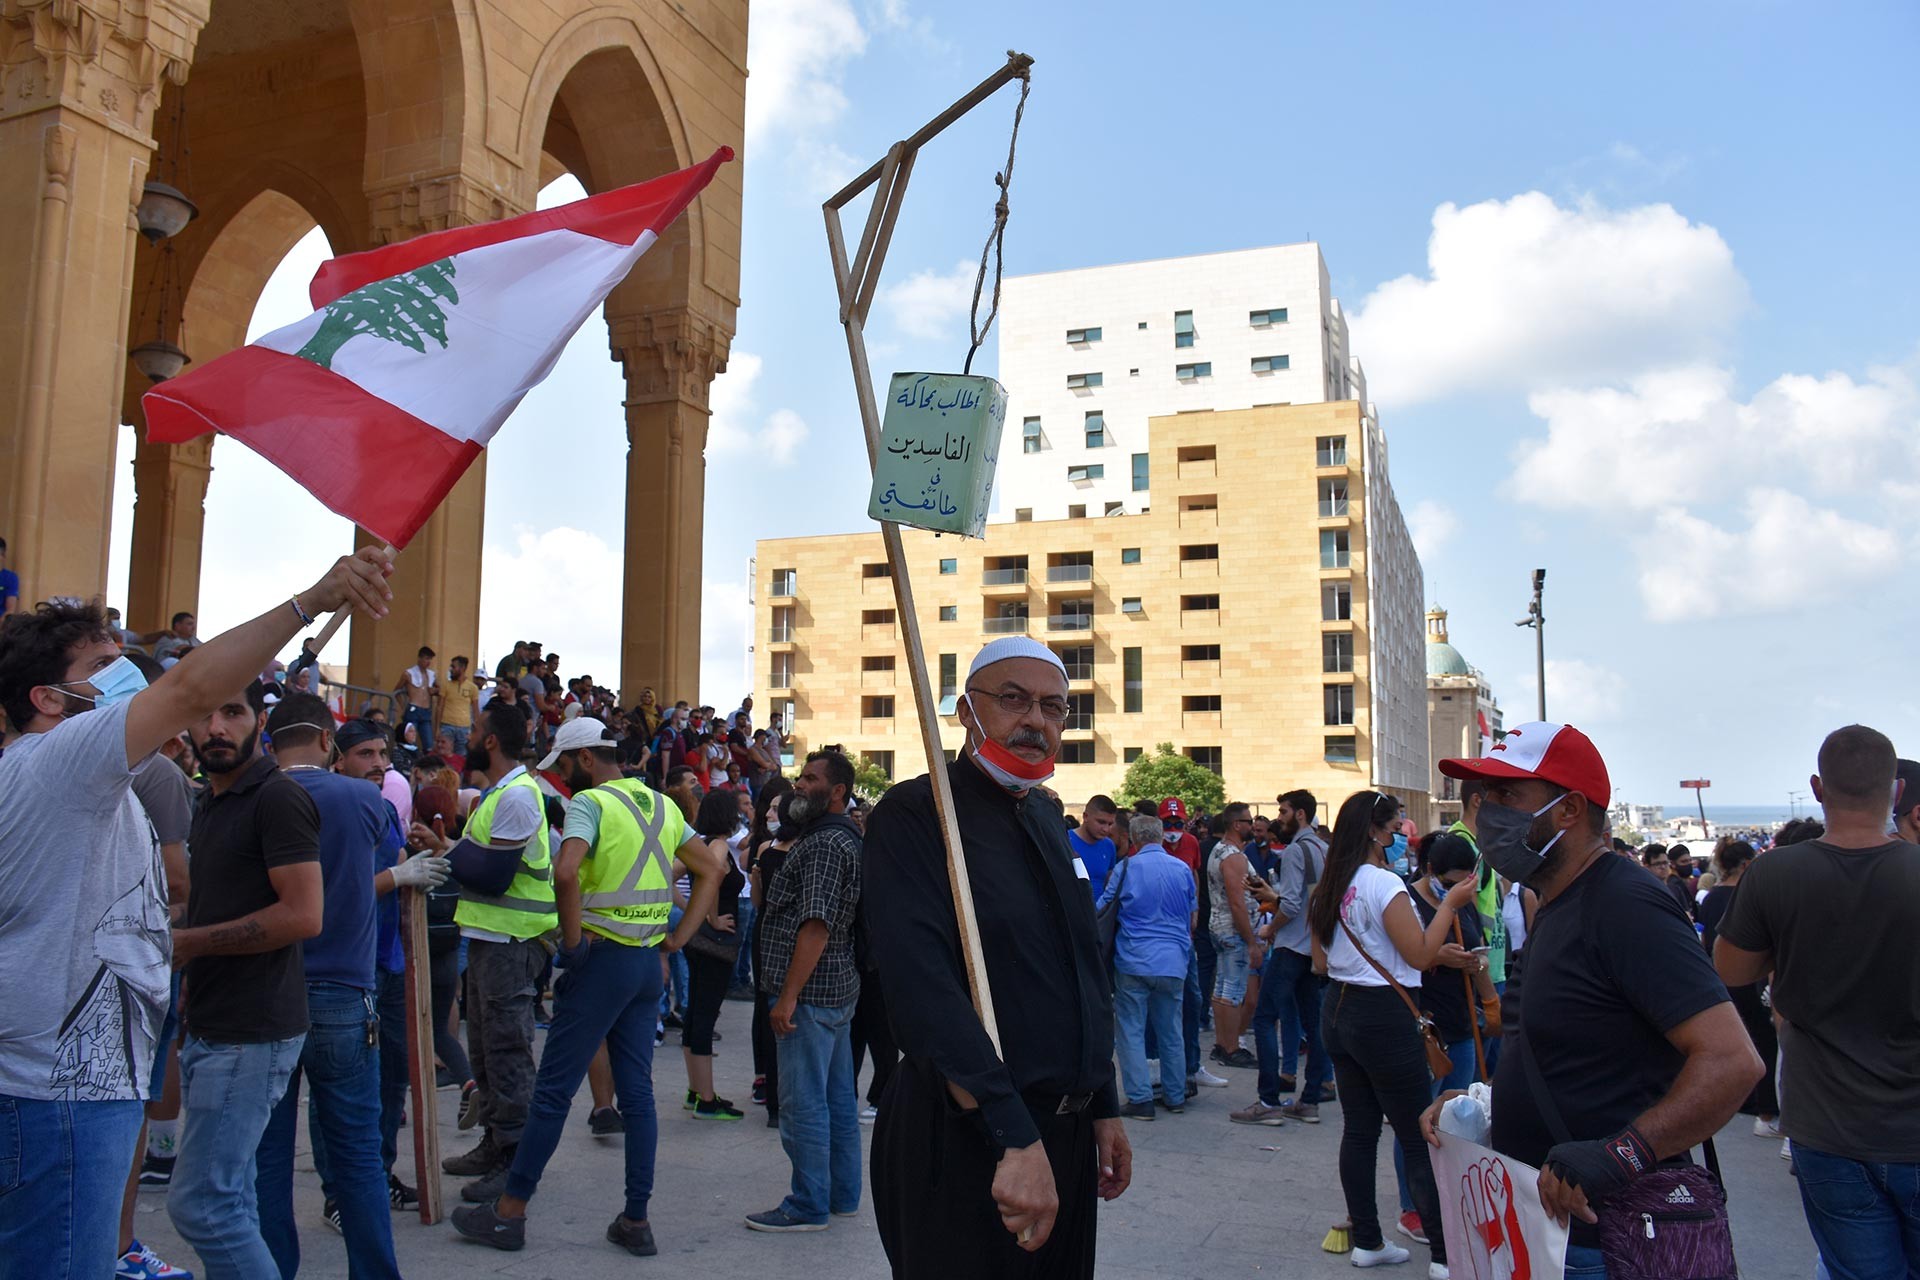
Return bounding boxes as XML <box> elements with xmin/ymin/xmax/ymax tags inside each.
<box><xmin>167</xmin><ymin>679</ymin><xmax>324</xmax><ymax>1279</ymax></box>
<box><xmin>863</xmin><ymin>638</ymin><xmax>1131</xmax><ymax>1279</ymax></box>
<box><xmin>1421</xmin><ymin>722</ymin><xmax>1758</xmax><ymax>1270</ymax></box>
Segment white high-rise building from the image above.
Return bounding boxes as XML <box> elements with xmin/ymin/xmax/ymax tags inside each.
<box><xmin>992</xmin><ymin>243</ymin><xmax>1368</xmax><ymax>522</ymax></box>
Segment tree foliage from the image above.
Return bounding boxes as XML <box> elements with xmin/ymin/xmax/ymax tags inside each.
<box><xmin>852</xmin><ymin>758</ymin><xmax>895</xmax><ymax>802</ymax></box>
<box><xmin>1117</xmin><ymin>742</ymin><xmax>1225</xmax><ymax>816</ymax></box>
<box><xmin>295</xmin><ymin>257</ymin><xmax>460</xmax><ymax>370</ymax></box>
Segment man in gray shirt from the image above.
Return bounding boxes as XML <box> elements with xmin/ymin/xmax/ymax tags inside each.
<box><xmin>1233</xmin><ymin>789</ymin><xmax>1332</xmax><ymax>1126</ymax></box>
<box><xmin>0</xmin><ymin>549</ymin><xmax>393</xmax><ymax>1280</ymax></box>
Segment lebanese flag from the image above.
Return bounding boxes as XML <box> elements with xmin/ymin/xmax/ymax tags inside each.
<box><xmin>144</xmin><ymin>147</ymin><xmax>733</xmax><ymax>548</ymax></box>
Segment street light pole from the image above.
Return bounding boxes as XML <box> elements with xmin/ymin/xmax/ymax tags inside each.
<box><xmin>1516</xmin><ymin>568</ymin><xmax>1546</xmax><ymax>720</ymax></box>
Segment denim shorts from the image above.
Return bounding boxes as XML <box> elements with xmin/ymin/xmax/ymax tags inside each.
<box><xmin>1212</xmin><ymin>932</ymin><xmax>1251</xmax><ymax>1003</ymax></box>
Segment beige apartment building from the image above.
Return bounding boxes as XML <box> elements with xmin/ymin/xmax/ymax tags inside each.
<box><xmin>753</xmin><ymin>400</ymin><xmax>1431</xmax><ymax>824</ymax></box>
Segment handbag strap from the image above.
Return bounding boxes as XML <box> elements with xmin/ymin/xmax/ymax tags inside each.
<box><xmin>1337</xmin><ymin>917</ymin><xmax>1427</xmax><ymax>1028</ymax></box>
<box><xmin>1455</xmin><ymin>913</ymin><xmax>1488</xmax><ymax>1081</ymax></box>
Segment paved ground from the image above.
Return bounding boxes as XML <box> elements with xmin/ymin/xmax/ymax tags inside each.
<box><xmin>133</xmin><ymin>998</ymin><xmax>1820</xmax><ymax>1277</ymax></box>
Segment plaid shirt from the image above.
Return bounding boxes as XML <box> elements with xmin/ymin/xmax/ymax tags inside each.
<box><xmin>758</xmin><ymin>816</ymin><xmax>862</xmax><ymax>1008</ymax></box>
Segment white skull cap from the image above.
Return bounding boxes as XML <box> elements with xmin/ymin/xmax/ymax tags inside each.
<box><xmin>967</xmin><ymin>636</ymin><xmax>1069</xmax><ymax>684</ymax></box>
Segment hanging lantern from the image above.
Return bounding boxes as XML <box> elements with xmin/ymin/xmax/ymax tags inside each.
<box><xmin>136</xmin><ymin>181</ymin><xmax>198</xmax><ymax>242</ymax></box>
<box><xmin>129</xmin><ymin>339</ymin><xmax>191</xmax><ymax>382</ymax></box>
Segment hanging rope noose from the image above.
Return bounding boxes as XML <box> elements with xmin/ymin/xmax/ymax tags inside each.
<box><xmin>963</xmin><ymin>56</ymin><xmax>1032</xmax><ymax>377</ymax></box>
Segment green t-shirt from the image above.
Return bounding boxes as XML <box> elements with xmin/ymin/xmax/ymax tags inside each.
<box><xmin>1451</xmin><ymin>819</ymin><xmax>1509</xmax><ymax>983</ymax></box>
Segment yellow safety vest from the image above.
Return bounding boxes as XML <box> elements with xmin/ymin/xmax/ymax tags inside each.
<box><xmin>574</xmin><ymin>779</ymin><xmax>684</xmax><ymax>947</ymax></box>
<box><xmin>455</xmin><ymin>769</ymin><xmax>558</xmax><ymax>939</ymax></box>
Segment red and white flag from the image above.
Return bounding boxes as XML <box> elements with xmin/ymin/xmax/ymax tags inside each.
<box><xmin>144</xmin><ymin>148</ymin><xmax>733</xmax><ymax>548</ymax></box>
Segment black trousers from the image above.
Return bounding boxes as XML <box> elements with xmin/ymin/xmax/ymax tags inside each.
<box><xmin>428</xmin><ymin>941</ymin><xmax>472</xmax><ymax>1084</ymax></box>
<box><xmin>1322</xmin><ymin>981</ymin><xmax>1447</xmax><ymax>1265</ymax></box>
<box><xmin>849</xmin><ymin>976</ymin><xmax>899</xmax><ymax>1107</ymax></box>
<box><xmin>872</xmin><ymin>1056</ymin><xmax>1097</xmax><ymax>1279</ymax></box>
<box><xmin>681</xmin><ymin>949</ymin><xmax>732</xmax><ymax>1056</ymax></box>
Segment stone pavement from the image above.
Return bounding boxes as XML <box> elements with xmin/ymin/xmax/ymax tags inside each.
<box><xmin>132</xmin><ymin>998</ymin><xmax>1821</xmax><ymax>1278</ymax></box>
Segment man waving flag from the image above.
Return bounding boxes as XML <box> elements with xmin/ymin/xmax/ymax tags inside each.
<box><xmin>145</xmin><ymin>148</ymin><xmax>733</xmax><ymax>548</ymax></box>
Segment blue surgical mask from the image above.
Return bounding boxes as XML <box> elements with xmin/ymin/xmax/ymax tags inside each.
<box><xmin>1477</xmin><ymin>791</ymin><xmax>1569</xmax><ymax>885</ymax></box>
<box><xmin>53</xmin><ymin>655</ymin><xmax>148</xmax><ymax>712</ymax></box>
<box><xmin>1387</xmin><ymin>832</ymin><xmax>1410</xmax><ymax>875</ymax></box>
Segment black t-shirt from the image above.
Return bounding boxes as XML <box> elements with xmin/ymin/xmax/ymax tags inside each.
<box><xmin>1718</xmin><ymin>839</ymin><xmax>1920</xmax><ymax>1163</ymax></box>
<box><xmin>1411</xmin><ymin>883</ymin><xmax>1486</xmax><ymax>1044</ymax></box>
<box><xmin>1695</xmin><ymin>883</ymin><xmax>1736</xmax><ymax>953</ymax></box>
<box><xmin>184</xmin><ymin>754</ymin><xmax>321</xmax><ymax>1043</ymax></box>
<box><xmin>1493</xmin><ymin>853</ymin><xmax>1729</xmax><ymax>1220</ymax></box>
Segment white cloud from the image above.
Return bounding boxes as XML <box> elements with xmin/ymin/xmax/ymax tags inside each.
<box><xmin>1635</xmin><ymin>489</ymin><xmax>1901</xmax><ymax>623</ymax></box>
<box><xmin>744</xmin><ymin>0</ymin><xmax>867</xmax><ymax>144</ymax></box>
<box><xmin>1508</xmin><ymin>658</ymin><xmax>1628</xmax><ymax>726</ymax></box>
<box><xmin>479</xmin><ymin>527</ymin><xmax>624</xmax><ymax>682</ymax></box>
<box><xmin>699</xmin><ymin>576</ymin><xmax>755</xmax><ymax>707</ymax></box>
<box><xmin>1406</xmin><ymin>499</ymin><xmax>1460</xmax><ymax>563</ymax></box>
<box><xmin>878</xmin><ymin>259</ymin><xmax>975</xmax><ymax>341</ymax></box>
<box><xmin>1350</xmin><ymin>193</ymin><xmax>1746</xmax><ymax>406</ymax></box>
<box><xmin>707</xmin><ymin>351</ymin><xmax>811</xmax><ymax>465</ymax></box>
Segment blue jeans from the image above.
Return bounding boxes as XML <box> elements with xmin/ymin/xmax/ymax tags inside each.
<box><xmin>402</xmin><ymin>705</ymin><xmax>432</xmax><ymax>746</ymax></box>
<box><xmin>1792</xmin><ymin>1143</ymin><xmax>1920</xmax><ymax>1280</ymax></box>
<box><xmin>663</xmin><ymin>906</ymin><xmax>689</xmax><ymax>1014</ymax></box>
<box><xmin>1394</xmin><ymin>1037</ymin><xmax>1478</xmax><ymax>1213</ymax></box>
<box><xmin>443</xmin><ymin>724</ymin><xmax>470</xmax><ymax>756</ymax></box>
<box><xmin>1253</xmin><ymin>947</ymin><xmax>1332</xmax><ymax>1106</ymax></box>
<box><xmin>258</xmin><ymin>984</ymin><xmax>399</xmax><ymax>1280</ymax></box>
<box><xmin>1195</xmin><ymin>932</ymin><xmax>1217</xmax><ymax>1029</ymax></box>
<box><xmin>0</xmin><ymin>1094</ymin><xmax>143</xmax><ymax>1280</ymax></box>
<box><xmin>1114</xmin><ymin>972</ymin><xmax>1184</xmax><ymax>1105</ymax></box>
<box><xmin>731</xmin><ymin>899</ymin><xmax>756</xmax><ymax>989</ymax></box>
<box><xmin>505</xmin><ymin>937</ymin><xmax>664</xmax><ymax>1221</ymax></box>
<box><xmin>774</xmin><ymin>998</ymin><xmax>861</xmax><ymax>1222</ymax></box>
<box><xmin>375</xmin><ymin>967</ymin><xmax>407</xmax><ymax>1173</ymax></box>
<box><xmin>1564</xmin><ymin>1242</ymin><xmax>1607</xmax><ymax>1277</ymax></box>
<box><xmin>169</xmin><ymin>1034</ymin><xmax>305</xmax><ymax>1280</ymax></box>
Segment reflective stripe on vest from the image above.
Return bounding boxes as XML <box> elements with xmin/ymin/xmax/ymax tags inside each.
<box><xmin>578</xmin><ymin>781</ymin><xmax>678</xmax><ymax>945</ymax></box>
<box><xmin>455</xmin><ymin>770</ymin><xmax>558</xmax><ymax>937</ymax></box>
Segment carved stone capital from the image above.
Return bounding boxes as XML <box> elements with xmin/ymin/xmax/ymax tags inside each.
<box><xmin>610</xmin><ymin>310</ymin><xmax>732</xmax><ymax>411</ymax></box>
<box><xmin>1</xmin><ymin>0</ymin><xmax>205</xmax><ymax>134</ymax></box>
<box><xmin>367</xmin><ymin>173</ymin><xmax>525</xmax><ymax>245</ymax></box>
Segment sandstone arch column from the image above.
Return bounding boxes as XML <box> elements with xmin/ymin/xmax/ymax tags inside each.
<box><xmin>611</xmin><ymin>308</ymin><xmax>730</xmax><ymax>703</ymax></box>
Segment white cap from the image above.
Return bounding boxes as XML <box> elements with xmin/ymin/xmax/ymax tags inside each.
<box><xmin>967</xmin><ymin>636</ymin><xmax>1069</xmax><ymax>684</ymax></box>
<box><xmin>537</xmin><ymin>716</ymin><xmax>619</xmax><ymax>770</ymax></box>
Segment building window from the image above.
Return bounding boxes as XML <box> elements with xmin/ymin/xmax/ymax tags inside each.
<box><xmin>939</xmin><ymin>604</ymin><xmax>958</xmax><ymax>622</ymax></box>
<box><xmin>1324</xmin><ymin>735</ymin><xmax>1358</xmax><ymax>764</ymax></box>
<box><xmin>1183</xmin><ymin>695</ymin><xmax>1222</xmax><ymax>712</ymax></box>
<box><xmin>862</xmin><ymin>608</ymin><xmax>895</xmax><ymax>624</ymax></box>
<box><xmin>771</xmin><ymin>568</ymin><xmax>798</xmax><ymax>596</ymax></box>
<box><xmin>771</xmin><ymin>653</ymin><xmax>794</xmax><ymax>687</ymax></box>
<box><xmin>1103</xmin><ymin>501</ymin><xmax>1124</xmax><ymax>516</ymax></box>
<box><xmin>1318</xmin><ymin>476</ymin><xmax>1349</xmax><ymax>517</ymax></box>
<box><xmin>1084</xmin><ymin>411</ymin><xmax>1106</xmax><ymax>448</ymax></box>
<box><xmin>1064</xmin><ymin>692</ymin><xmax>1094</xmax><ymax>731</ymax></box>
<box><xmin>1173</xmin><ymin>310</ymin><xmax>1195</xmax><ymax>348</ymax></box>
<box><xmin>1180</xmin><ymin>543</ymin><xmax>1219</xmax><ymax>561</ymax></box>
<box><xmin>1175</xmin><ymin>362</ymin><xmax>1212</xmax><ymax>380</ymax></box>
<box><xmin>1128</xmin><ymin>368</ymin><xmax>1140</xmax><ymax>377</ymax></box>
<box><xmin>1322</xmin><ymin>581</ymin><xmax>1351</xmax><ymax>620</ymax></box>
<box><xmin>771</xmin><ymin>605</ymin><xmax>796</xmax><ymax>642</ymax></box>
<box><xmin>862</xmin><ymin>695</ymin><xmax>896</xmax><ymax>719</ymax></box>
<box><xmin>1323</xmin><ymin>632</ymin><xmax>1354</xmax><ymax>673</ymax></box>
<box><xmin>1022</xmin><ymin>417</ymin><xmax>1042</xmax><ymax>453</ymax></box>
<box><xmin>861</xmin><ymin>655</ymin><xmax>896</xmax><ymax>672</ymax></box>
<box><xmin>1123</xmin><ymin>646</ymin><xmax>1143</xmax><ymax>712</ymax></box>
<box><xmin>1066</xmin><ymin>326</ymin><xmax>1101</xmax><ymax>344</ymax></box>
<box><xmin>863</xmin><ymin>561</ymin><xmax>888</xmax><ymax>578</ymax></box>
<box><xmin>1068</xmin><ymin>504</ymin><xmax>1087</xmax><ymax>519</ymax></box>
<box><xmin>1131</xmin><ymin>453</ymin><xmax>1149</xmax><ymax>491</ymax></box>
<box><xmin>1121</xmin><ymin>597</ymin><xmax>1143</xmax><ymax>614</ymax></box>
<box><xmin>1186</xmin><ymin>745</ymin><xmax>1222</xmax><ymax>775</ymax></box>
<box><xmin>1066</xmin><ymin>371</ymin><xmax>1103</xmax><ymax>390</ymax></box>
<box><xmin>1323</xmin><ymin>684</ymin><xmax>1355</xmax><ymax>727</ymax></box>
<box><xmin>1316</xmin><ymin>435</ymin><xmax>1347</xmax><ymax>467</ymax></box>
<box><xmin>864</xmin><ymin>750</ymin><xmax>896</xmax><ymax>778</ymax></box>
<box><xmin>1137</xmin><ymin>321</ymin><xmax>1148</xmax><ymax>330</ymax></box>
<box><xmin>1015</xmin><ymin>508</ymin><xmax>1033</xmax><ymax>522</ymax></box>
<box><xmin>1058</xmin><ymin>645</ymin><xmax>1094</xmax><ymax>681</ymax></box>
<box><xmin>1121</xmin><ymin>547</ymin><xmax>1141</xmax><ymax>564</ymax></box>
<box><xmin>1182</xmin><ymin>593</ymin><xmax>1220</xmax><ymax>612</ymax></box>
<box><xmin>1059</xmin><ymin>741</ymin><xmax>1096</xmax><ymax>765</ymax></box>
<box><xmin>1123</xmin><ymin>747</ymin><xmax>1143</xmax><ymax>764</ymax></box>
<box><xmin>1250</xmin><ymin>307</ymin><xmax>1288</xmax><ymax>327</ymax></box>
<box><xmin>1251</xmin><ymin>354</ymin><xmax>1290</xmax><ymax>373</ymax></box>
<box><xmin>1066</xmin><ymin>464</ymin><xmax>1105</xmax><ymax>483</ymax></box>
<box><xmin>939</xmin><ymin>558</ymin><xmax>957</xmax><ymax>575</ymax></box>
<box><xmin>1320</xmin><ymin>529</ymin><xmax>1351</xmax><ymax>569</ymax></box>
<box><xmin>939</xmin><ymin>652</ymin><xmax>958</xmax><ymax>714</ymax></box>
<box><xmin>1184</xmin><ymin>644</ymin><xmax>1221</xmax><ymax>661</ymax></box>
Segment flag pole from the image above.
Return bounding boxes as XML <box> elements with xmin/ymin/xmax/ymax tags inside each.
<box><xmin>304</xmin><ymin>541</ymin><xmax>398</xmax><ymax>660</ymax></box>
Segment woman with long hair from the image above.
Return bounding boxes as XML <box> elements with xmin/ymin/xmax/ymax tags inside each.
<box><xmin>681</xmin><ymin>789</ymin><xmax>748</xmax><ymax>1120</ymax></box>
<box><xmin>1308</xmin><ymin>791</ymin><xmax>1478</xmax><ymax>1276</ymax></box>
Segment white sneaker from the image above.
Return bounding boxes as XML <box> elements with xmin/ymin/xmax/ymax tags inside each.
<box><xmin>1192</xmin><ymin>1066</ymin><xmax>1230</xmax><ymax>1088</ymax></box>
<box><xmin>1752</xmin><ymin>1115</ymin><xmax>1781</xmax><ymax>1137</ymax></box>
<box><xmin>1352</xmin><ymin>1242</ymin><xmax>1410</xmax><ymax>1268</ymax></box>
<box><xmin>1429</xmin><ymin>1265</ymin><xmax>1450</xmax><ymax>1279</ymax></box>
<box><xmin>1780</xmin><ymin>1136</ymin><xmax>1792</xmax><ymax>1161</ymax></box>
<box><xmin>859</xmin><ymin>1105</ymin><xmax>878</xmax><ymax>1124</ymax></box>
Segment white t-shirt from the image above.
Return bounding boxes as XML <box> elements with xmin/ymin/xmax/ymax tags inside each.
<box><xmin>460</xmin><ymin>766</ymin><xmax>548</xmax><ymax>943</ymax></box>
<box><xmin>1502</xmin><ymin>882</ymin><xmax>1530</xmax><ymax>955</ymax></box>
<box><xmin>1326</xmin><ymin>862</ymin><xmax>1422</xmax><ymax>989</ymax></box>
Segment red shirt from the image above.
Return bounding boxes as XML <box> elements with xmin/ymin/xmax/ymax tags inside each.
<box><xmin>1165</xmin><ymin>830</ymin><xmax>1202</xmax><ymax>874</ymax></box>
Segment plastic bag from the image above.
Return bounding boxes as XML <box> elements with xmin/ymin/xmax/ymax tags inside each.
<box><xmin>1437</xmin><ymin>1082</ymin><xmax>1494</xmax><ymax>1147</ymax></box>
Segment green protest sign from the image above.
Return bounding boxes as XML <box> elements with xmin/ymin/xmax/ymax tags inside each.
<box><xmin>868</xmin><ymin>372</ymin><xmax>1005</xmax><ymax>537</ymax></box>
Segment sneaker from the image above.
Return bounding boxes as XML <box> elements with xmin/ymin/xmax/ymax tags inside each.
<box><xmin>694</xmin><ymin>1096</ymin><xmax>745</xmax><ymax>1121</ymax></box>
<box><xmin>1118</xmin><ymin>1100</ymin><xmax>1156</xmax><ymax>1121</ymax></box>
<box><xmin>1429</xmin><ymin>1265</ymin><xmax>1451</xmax><ymax>1279</ymax></box>
<box><xmin>662</xmin><ymin>1009</ymin><xmax>685</xmax><ymax>1029</ymax></box>
<box><xmin>1780</xmin><ymin>1136</ymin><xmax>1792</xmax><ymax>1161</ymax></box>
<box><xmin>1211</xmin><ymin>1047</ymin><xmax>1258</xmax><ymax>1069</ymax></box>
<box><xmin>137</xmin><ymin>1153</ymin><xmax>175</xmax><ymax>1187</ymax></box>
<box><xmin>1192</xmin><ymin>1066</ymin><xmax>1230</xmax><ymax>1088</ymax></box>
<box><xmin>606</xmin><ymin>1215</ymin><xmax>658</xmax><ymax>1256</ymax></box>
<box><xmin>321</xmin><ymin>1199</ymin><xmax>343</xmax><ymax>1235</ymax></box>
<box><xmin>683</xmin><ymin>1088</ymin><xmax>698</xmax><ymax>1111</ymax></box>
<box><xmin>1321</xmin><ymin>1080</ymin><xmax>1338</xmax><ymax>1101</ymax></box>
<box><xmin>461</xmin><ymin>1161</ymin><xmax>513</xmax><ymax>1203</ymax></box>
<box><xmin>1280</xmin><ymin>1101</ymin><xmax>1321</xmax><ymax>1124</ymax></box>
<box><xmin>590</xmin><ymin>1105</ymin><xmax>625</xmax><ymax>1135</ymax></box>
<box><xmin>442</xmin><ymin>1132</ymin><xmax>498</xmax><ymax>1176</ymax></box>
<box><xmin>1352</xmin><ymin>1241</ymin><xmax>1411</xmax><ymax>1267</ymax></box>
<box><xmin>859</xmin><ymin>1105</ymin><xmax>878</xmax><ymax>1124</ymax></box>
<box><xmin>1186</xmin><ymin>1079</ymin><xmax>1199</xmax><ymax>1099</ymax></box>
<box><xmin>1753</xmin><ymin>1116</ymin><xmax>1781</xmax><ymax>1138</ymax></box>
<box><xmin>1230</xmin><ymin>1101</ymin><xmax>1287</xmax><ymax>1126</ymax></box>
<box><xmin>1161</xmin><ymin>1101</ymin><xmax>1185</xmax><ymax>1114</ymax></box>
<box><xmin>450</xmin><ymin>1199</ymin><xmax>526</xmax><ymax>1251</ymax></box>
<box><xmin>456</xmin><ymin>1082</ymin><xmax>481</xmax><ymax>1131</ymax></box>
<box><xmin>388</xmin><ymin>1175</ymin><xmax>419</xmax><ymax>1211</ymax></box>
<box><xmin>752</xmin><ymin>1076</ymin><xmax>767</xmax><ymax>1105</ymax></box>
<box><xmin>1395</xmin><ymin>1210</ymin><xmax>1429</xmax><ymax>1244</ymax></box>
<box><xmin>117</xmin><ymin>1238</ymin><xmax>194</xmax><ymax>1279</ymax></box>
<box><xmin>654</xmin><ymin>1027</ymin><xmax>665</xmax><ymax>1046</ymax></box>
<box><xmin>744</xmin><ymin>1207</ymin><xmax>828</xmax><ymax>1232</ymax></box>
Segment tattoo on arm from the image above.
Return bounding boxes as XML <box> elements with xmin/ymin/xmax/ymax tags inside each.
<box><xmin>204</xmin><ymin>918</ymin><xmax>267</xmax><ymax>953</ymax></box>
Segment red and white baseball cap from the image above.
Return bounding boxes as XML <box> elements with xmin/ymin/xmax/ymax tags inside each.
<box><xmin>1438</xmin><ymin>722</ymin><xmax>1611</xmax><ymax>810</ymax></box>
<box><xmin>1158</xmin><ymin>796</ymin><xmax>1187</xmax><ymax>822</ymax></box>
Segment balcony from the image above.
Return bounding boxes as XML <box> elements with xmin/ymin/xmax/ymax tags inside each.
<box><xmin>1179</xmin><ymin>557</ymin><xmax>1219</xmax><ymax>578</ymax></box>
<box><xmin>1182</xmin><ymin>658</ymin><xmax>1221</xmax><ymax>682</ymax></box>
<box><xmin>1047</xmin><ymin>613</ymin><xmax>1094</xmax><ymax>633</ymax></box>
<box><xmin>860</xmin><ymin>717</ymin><xmax>895</xmax><ymax>735</ymax></box>
<box><xmin>861</xmin><ymin>666</ymin><xmax>896</xmax><ymax>688</ymax></box>
<box><xmin>1061</xmin><ymin>710</ymin><xmax>1095</xmax><ymax>738</ymax></box>
<box><xmin>1181</xmin><ymin>608</ymin><xmax>1221</xmax><ymax>628</ymax></box>
<box><xmin>769</xmin><ymin>672</ymin><xmax>794</xmax><ymax>692</ymax></box>
<box><xmin>768</xmin><ymin>624</ymin><xmax>795</xmax><ymax>645</ymax></box>
<box><xmin>862</xmin><ymin>573</ymin><xmax>895</xmax><ymax>594</ymax></box>
<box><xmin>982</xmin><ymin>567</ymin><xmax>1028</xmax><ymax>586</ymax></box>
<box><xmin>768</xmin><ymin>575</ymin><xmax>797</xmax><ymax>601</ymax></box>
<box><xmin>1177</xmin><ymin>456</ymin><xmax>1217</xmax><ymax>481</ymax></box>
<box><xmin>983</xmin><ymin>615</ymin><xmax>1030</xmax><ymax>634</ymax></box>
<box><xmin>1045</xmin><ymin>565</ymin><xmax>1094</xmax><ymax>596</ymax></box>
<box><xmin>861</xmin><ymin>622</ymin><xmax>896</xmax><ymax>643</ymax></box>
<box><xmin>1182</xmin><ymin>709</ymin><xmax>1223</xmax><ymax>731</ymax></box>
<box><xmin>1179</xmin><ymin>504</ymin><xmax>1218</xmax><ymax>529</ymax></box>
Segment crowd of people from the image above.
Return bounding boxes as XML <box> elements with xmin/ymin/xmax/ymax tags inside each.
<box><xmin>1</xmin><ymin>560</ymin><xmax>1915</xmax><ymax>1280</ymax></box>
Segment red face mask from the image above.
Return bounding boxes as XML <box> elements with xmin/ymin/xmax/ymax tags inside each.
<box><xmin>963</xmin><ymin>694</ymin><xmax>1056</xmax><ymax>792</ymax></box>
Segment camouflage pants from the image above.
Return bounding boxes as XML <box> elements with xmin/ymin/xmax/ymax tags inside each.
<box><xmin>464</xmin><ymin>937</ymin><xmax>546</xmax><ymax>1145</ymax></box>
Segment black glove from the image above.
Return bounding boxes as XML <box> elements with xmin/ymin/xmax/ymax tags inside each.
<box><xmin>1545</xmin><ymin>1124</ymin><xmax>1656</xmax><ymax>1200</ymax></box>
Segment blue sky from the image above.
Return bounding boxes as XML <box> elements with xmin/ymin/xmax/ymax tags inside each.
<box><xmin>111</xmin><ymin>0</ymin><xmax>1919</xmax><ymax>807</ymax></box>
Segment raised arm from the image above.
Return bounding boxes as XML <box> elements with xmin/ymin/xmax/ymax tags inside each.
<box><xmin>1381</xmin><ymin>876</ymin><xmax>1478</xmax><ymax>971</ymax></box>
